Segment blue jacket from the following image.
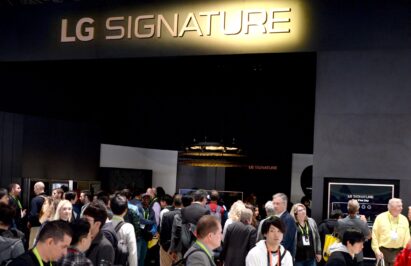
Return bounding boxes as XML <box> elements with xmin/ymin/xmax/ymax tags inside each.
<box><xmin>280</xmin><ymin>211</ymin><xmax>297</xmax><ymax>256</ymax></box>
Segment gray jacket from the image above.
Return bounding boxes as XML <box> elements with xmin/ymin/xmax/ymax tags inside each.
<box><xmin>293</xmin><ymin>217</ymin><xmax>322</xmax><ymax>257</ymax></box>
<box><xmin>184</xmin><ymin>241</ymin><xmax>216</xmax><ymax>266</ymax></box>
<box><xmin>0</xmin><ymin>236</ymin><xmax>24</xmax><ymax>263</ymax></box>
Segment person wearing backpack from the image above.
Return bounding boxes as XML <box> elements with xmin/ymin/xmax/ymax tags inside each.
<box><xmin>110</xmin><ymin>194</ymin><xmax>137</xmax><ymax>266</ymax></box>
<box><xmin>57</xmin><ymin>218</ymin><xmax>93</xmax><ymax>266</ymax></box>
<box><xmin>83</xmin><ymin>201</ymin><xmax>115</xmax><ymax>266</ymax></box>
<box><xmin>170</xmin><ymin>190</ymin><xmax>210</xmax><ymax>262</ymax></box>
<box><xmin>205</xmin><ymin>191</ymin><xmax>225</xmax><ymax>225</ymax></box>
<box><xmin>180</xmin><ymin>215</ymin><xmax>222</xmax><ymax>266</ymax></box>
<box><xmin>246</xmin><ymin>216</ymin><xmax>293</xmax><ymax>266</ymax></box>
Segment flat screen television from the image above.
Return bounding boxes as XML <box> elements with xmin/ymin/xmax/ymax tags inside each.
<box><xmin>324</xmin><ymin>178</ymin><xmax>399</xmax><ymax>223</ymax></box>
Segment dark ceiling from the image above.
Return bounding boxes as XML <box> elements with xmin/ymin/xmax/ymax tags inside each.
<box><xmin>0</xmin><ymin>52</ymin><xmax>316</xmax><ymax>160</ymax></box>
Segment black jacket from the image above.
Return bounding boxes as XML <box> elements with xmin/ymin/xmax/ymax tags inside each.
<box><xmin>28</xmin><ymin>194</ymin><xmax>46</xmax><ymax>227</ymax></box>
<box><xmin>85</xmin><ymin>231</ymin><xmax>115</xmax><ymax>266</ymax></box>
<box><xmin>8</xmin><ymin>196</ymin><xmax>24</xmax><ymax>231</ymax></box>
<box><xmin>181</xmin><ymin>203</ymin><xmax>210</xmax><ymax>224</ymax></box>
<box><xmin>318</xmin><ymin>219</ymin><xmax>339</xmax><ymax>246</ymax></box>
<box><xmin>160</xmin><ymin>208</ymin><xmax>181</xmax><ymax>251</ymax></box>
<box><xmin>8</xmin><ymin>250</ymin><xmax>45</xmax><ymax>266</ymax></box>
<box><xmin>221</xmin><ymin>221</ymin><xmax>257</xmax><ymax>266</ymax></box>
<box><xmin>326</xmin><ymin>251</ymin><xmax>361</xmax><ymax>266</ymax></box>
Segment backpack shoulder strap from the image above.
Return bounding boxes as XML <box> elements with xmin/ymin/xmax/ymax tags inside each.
<box><xmin>115</xmin><ymin>221</ymin><xmax>125</xmax><ymax>233</ymax></box>
<box><xmin>172</xmin><ymin>248</ymin><xmax>213</xmax><ymax>266</ymax></box>
<box><xmin>217</xmin><ymin>205</ymin><xmax>224</xmax><ymax>214</ymax></box>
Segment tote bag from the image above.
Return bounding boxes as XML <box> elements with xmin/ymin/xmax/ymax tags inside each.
<box><xmin>323</xmin><ymin>233</ymin><xmax>340</xmax><ymax>262</ymax></box>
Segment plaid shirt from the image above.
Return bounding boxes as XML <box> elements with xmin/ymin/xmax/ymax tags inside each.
<box><xmin>57</xmin><ymin>247</ymin><xmax>93</xmax><ymax>266</ymax></box>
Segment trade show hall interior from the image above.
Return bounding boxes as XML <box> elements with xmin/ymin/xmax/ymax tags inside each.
<box><xmin>1</xmin><ymin>0</ymin><xmax>411</xmax><ymax>225</ymax></box>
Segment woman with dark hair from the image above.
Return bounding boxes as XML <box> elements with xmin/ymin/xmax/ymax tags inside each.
<box><xmin>245</xmin><ymin>203</ymin><xmax>259</xmax><ymax>229</ymax></box>
<box><xmin>57</xmin><ymin>218</ymin><xmax>93</xmax><ymax>266</ymax></box>
<box><xmin>246</xmin><ymin>216</ymin><xmax>293</xmax><ymax>266</ymax></box>
<box><xmin>0</xmin><ymin>188</ymin><xmax>9</xmax><ymax>204</ymax></box>
<box><xmin>326</xmin><ymin>228</ymin><xmax>365</xmax><ymax>266</ymax></box>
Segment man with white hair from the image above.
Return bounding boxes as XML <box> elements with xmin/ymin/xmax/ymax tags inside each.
<box><xmin>372</xmin><ymin>198</ymin><xmax>410</xmax><ymax>266</ymax></box>
<box><xmin>221</xmin><ymin>209</ymin><xmax>257</xmax><ymax>266</ymax></box>
<box><xmin>256</xmin><ymin>200</ymin><xmax>275</xmax><ymax>241</ymax></box>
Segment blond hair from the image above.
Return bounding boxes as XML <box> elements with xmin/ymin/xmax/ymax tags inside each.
<box><xmin>228</xmin><ymin>200</ymin><xmax>245</xmax><ymax>221</ymax></box>
<box><xmin>53</xmin><ymin>199</ymin><xmax>73</xmax><ymax>222</ymax></box>
<box><xmin>290</xmin><ymin>203</ymin><xmax>307</xmax><ymax>222</ymax></box>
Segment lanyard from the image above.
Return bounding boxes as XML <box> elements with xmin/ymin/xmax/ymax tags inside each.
<box><xmin>33</xmin><ymin>247</ymin><xmax>52</xmax><ymax>266</ymax></box>
<box><xmin>265</xmin><ymin>242</ymin><xmax>280</xmax><ymax>266</ymax></box>
<box><xmin>388</xmin><ymin>213</ymin><xmax>399</xmax><ymax>232</ymax></box>
<box><xmin>10</xmin><ymin>195</ymin><xmax>22</xmax><ymax>209</ymax></box>
<box><xmin>195</xmin><ymin>240</ymin><xmax>213</xmax><ymax>260</ymax></box>
<box><xmin>298</xmin><ymin>222</ymin><xmax>309</xmax><ymax>236</ymax></box>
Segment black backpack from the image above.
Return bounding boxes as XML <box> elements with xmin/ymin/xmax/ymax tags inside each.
<box><xmin>180</xmin><ymin>222</ymin><xmax>196</xmax><ymax>252</ymax></box>
<box><xmin>113</xmin><ymin>221</ymin><xmax>129</xmax><ymax>266</ymax></box>
<box><xmin>172</xmin><ymin>248</ymin><xmax>214</xmax><ymax>266</ymax></box>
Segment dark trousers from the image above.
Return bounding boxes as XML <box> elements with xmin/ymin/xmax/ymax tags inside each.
<box><xmin>380</xmin><ymin>246</ymin><xmax>402</xmax><ymax>266</ymax></box>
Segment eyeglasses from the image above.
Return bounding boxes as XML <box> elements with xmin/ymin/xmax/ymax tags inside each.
<box><xmin>296</xmin><ymin>209</ymin><xmax>306</xmax><ymax>213</ymax></box>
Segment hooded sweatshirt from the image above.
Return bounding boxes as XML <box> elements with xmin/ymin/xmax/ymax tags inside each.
<box><xmin>0</xmin><ymin>235</ymin><xmax>25</xmax><ymax>263</ymax></box>
<box><xmin>326</xmin><ymin>244</ymin><xmax>360</xmax><ymax>266</ymax></box>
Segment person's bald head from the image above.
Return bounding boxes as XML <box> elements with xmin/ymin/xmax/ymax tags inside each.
<box><xmin>34</xmin><ymin>182</ymin><xmax>45</xmax><ymax>195</ymax></box>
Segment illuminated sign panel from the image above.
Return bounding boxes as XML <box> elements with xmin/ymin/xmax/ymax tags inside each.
<box><xmin>59</xmin><ymin>0</ymin><xmax>308</xmax><ymax>55</ymax></box>
<box><xmin>0</xmin><ymin>0</ymin><xmax>311</xmax><ymax>60</ymax></box>
<box><xmin>62</xmin><ymin>9</ymin><xmax>292</xmax><ymax>41</ymax></box>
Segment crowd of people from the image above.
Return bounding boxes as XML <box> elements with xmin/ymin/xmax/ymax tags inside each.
<box><xmin>0</xmin><ymin>182</ymin><xmax>411</xmax><ymax>266</ymax></box>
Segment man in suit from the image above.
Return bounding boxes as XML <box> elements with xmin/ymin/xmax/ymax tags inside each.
<box><xmin>181</xmin><ymin>189</ymin><xmax>210</xmax><ymax>225</ymax></box>
<box><xmin>272</xmin><ymin>193</ymin><xmax>296</xmax><ymax>256</ymax></box>
<box><xmin>221</xmin><ymin>208</ymin><xmax>257</xmax><ymax>266</ymax></box>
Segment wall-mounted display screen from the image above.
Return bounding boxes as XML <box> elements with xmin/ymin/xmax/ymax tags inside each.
<box><xmin>179</xmin><ymin>188</ymin><xmax>243</xmax><ymax>210</ymax></box>
<box><xmin>324</xmin><ymin>178</ymin><xmax>399</xmax><ymax>223</ymax></box>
